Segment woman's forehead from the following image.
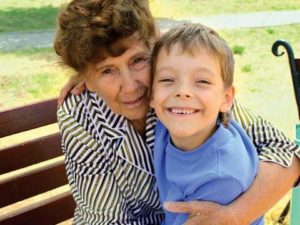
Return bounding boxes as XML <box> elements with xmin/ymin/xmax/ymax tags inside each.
<box><xmin>94</xmin><ymin>40</ymin><xmax>149</xmax><ymax>69</ymax></box>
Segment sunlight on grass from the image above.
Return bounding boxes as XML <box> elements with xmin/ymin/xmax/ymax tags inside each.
<box><xmin>149</xmin><ymin>0</ymin><xmax>300</xmax><ymax>18</ymax></box>
<box><xmin>0</xmin><ymin>0</ymin><xmax>66</xmax><ymax>8</ymax></box>
<box><xmin>0</xmin><ymin>48</ymin><xmax>69</xmax><ymax>110</ymax></box>
<box><xmin>220</xmin><ymin>24</ymin><xmax>300</xmax><ymax>140</ymax></box>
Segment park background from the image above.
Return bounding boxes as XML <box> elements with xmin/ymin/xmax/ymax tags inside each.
<box><xmin>1</xmin><ymin>0</ymin><xmax>300</xmax><ymax>224</ymax></box>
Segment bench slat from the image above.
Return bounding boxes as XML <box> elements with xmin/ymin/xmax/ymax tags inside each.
<box><xmin>0</xmin><ymin>186</ymin><xmax>75</xmax><ymax>225</ymax></box>
<box><xmin>0</xmin><ymin>161</ymin><xmax>68</xmax><ymax>207</ymax></box>
<box><xmin>0</xmin><ymin>98</ymin><xmax>58</xmax><ymax>138</ymax></box>
<box><xmin>0</xmin><ymin>133</ymin><xmax>62</xmax><ymax>174</ymax></box>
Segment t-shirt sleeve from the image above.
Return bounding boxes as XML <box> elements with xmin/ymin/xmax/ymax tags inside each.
<box><xmin>186</xmin><ymin>176</ymin><xmax>245</xmax><ymax>205</ymax></box>
<box><xmin>232</xmin><ymin>99</ymin><xmax>300</xmax><ymax>167</ymax></box>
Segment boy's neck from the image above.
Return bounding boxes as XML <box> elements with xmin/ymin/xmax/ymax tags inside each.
<box><xmin>170</xmin><ymin>124</ymin><xmax>217</xmax><ymax>151</ymax></box>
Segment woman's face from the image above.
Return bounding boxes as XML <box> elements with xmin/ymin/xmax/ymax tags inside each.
<box><xmin>85</xmin><ymin>35</ymin><xmax>151</xmax><ymax>123</ymax></box>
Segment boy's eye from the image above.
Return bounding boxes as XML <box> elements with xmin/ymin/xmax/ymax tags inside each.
<box><xmin>158</xmin><ymin>78</ymin><xmax>174</xmax><ymax>83</ymax></box>
<box><xmin>196</xmin><ymin>80</ymin><xmax>210</xmax><ymax>84</ymax></box>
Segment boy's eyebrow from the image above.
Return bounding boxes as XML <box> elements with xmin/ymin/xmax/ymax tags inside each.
<box><xmin>156</xmin><ymin>66</ymin><xmax>215</xmax><ymax>75</ymax></box>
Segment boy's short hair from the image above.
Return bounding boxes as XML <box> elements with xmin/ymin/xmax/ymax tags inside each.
<box><xmin>151</xmin><ymin>23</ymin><xmax>234</xmax><ymax>126</ymax></box>
<box><xmin>54</xmin><ymin>0</ymin><xmax>157</xmax><ymax>72</ymax></box>
<box><xmin>151</xmin><ymin>23</ymin><xmax>234</xmax><ymax>88</ymax></box>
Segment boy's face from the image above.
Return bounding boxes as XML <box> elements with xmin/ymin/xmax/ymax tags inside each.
<box><xmin>151</xmin><ymin>44</ymin><xmax>234</xmax><ymax>150</ymax></box>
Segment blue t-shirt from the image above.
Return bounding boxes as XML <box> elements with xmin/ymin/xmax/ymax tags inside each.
<box><xmin>153</xmin><ymin>120</ymin><xmax>264</xmax><ymax>225</ymax></box>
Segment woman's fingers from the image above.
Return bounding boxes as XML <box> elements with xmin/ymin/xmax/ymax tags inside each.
<box><xmin>164</xmin><ymin>201</ymin><xmax>199</xmax><ymax>215</ymax></box>
<box><xmin>71</xmin><ymin>81</ymin><xmax>86</xmax><ymax>95</ymax></box>
<box><xmin>58</xmin><ymin>76</ymin><xmax>85</xmax><ymax>106</ymax></box>
<box><xmin>164</xmin><ymin>201</ymin><xmax>233</xmax><ymax>225</ymax></box>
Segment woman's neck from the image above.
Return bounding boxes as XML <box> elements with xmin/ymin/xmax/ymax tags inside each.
<box><xmin>131</xmin><ymin>118</ymin><xmax>146</xmax><ymax>136</ymax></box>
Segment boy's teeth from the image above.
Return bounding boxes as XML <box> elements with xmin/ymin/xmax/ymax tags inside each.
<box><xmin>170</xmin><ymin>108</ymin><xmax>195</xmax><ymax>114</ymax></box>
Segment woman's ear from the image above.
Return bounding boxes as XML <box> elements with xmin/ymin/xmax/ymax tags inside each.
<box><xmin>220</xmin><ymin>85</ymin><xmax>235</xmax><ymax>113</ymax></box>
<box><xmin>85</xmin><ymin>80</ymin><xmax>94</xmax><ymax>92</ymax></box>
<box><xmin>84</xmin><ymin>68</ymin><xmax>95</xmax><ymax>92</ymax></box>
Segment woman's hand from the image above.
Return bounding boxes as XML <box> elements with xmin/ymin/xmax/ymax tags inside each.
<box><xmin>164</xmin><ymin>201</ymin><xmax>238</xmax><ymax>225</ymax></box>
<box><xmin>58</xmin><ymin>76</ymin><xmax>86</xmax><ymax>106</ymax></box>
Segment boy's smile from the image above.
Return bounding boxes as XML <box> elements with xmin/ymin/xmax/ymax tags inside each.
<box><xmin>151</xmin><ymin>43</ymin><xmax>234</xmax><ymax>151</ymax></box>
<box><xmin>167</xmin><ymin>107</ymin><xmax>199</xmax><ymax>115</ymax></box>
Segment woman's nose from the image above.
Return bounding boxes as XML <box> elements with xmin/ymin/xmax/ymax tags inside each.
<box><xmin>121</xmin><ymin>70</ymin><xmax>139</xmax><ymax>94</ymax></box>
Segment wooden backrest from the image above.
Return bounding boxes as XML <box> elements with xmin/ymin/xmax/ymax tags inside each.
<box><xmin>0</xmin><ymin>99</ymin><xmax>75</xmax><ymax>225</ymax></box>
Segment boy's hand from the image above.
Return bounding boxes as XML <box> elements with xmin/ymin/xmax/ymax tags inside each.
<box><xmin>164</xmin><ymin>201</ymin><xmax>239</xmax><ymax>225</ymax></box>
<box><xmin>58</xmin><ymin>76</ymin><xmax>86</xmax><ymax>106</ymax></box>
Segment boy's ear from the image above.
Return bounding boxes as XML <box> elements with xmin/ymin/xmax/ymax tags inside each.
<box><xmin>220</xmin><ymin>85</ymin><xmax>235</xmax><ymax>113</ymax></box>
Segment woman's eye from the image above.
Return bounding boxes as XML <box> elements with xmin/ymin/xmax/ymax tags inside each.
<box><xmin>131</xmin><ymin>56</ymin><xmax>150</xmax><ymax>70</ymax></box>
<box><xmin>102</xmin><ymin>68</ymin><xmax>116</xmax><ymax>75</ymax></box>
<box><xmin>133</xmin><ymin>57</ymin><xmax>145</xmax><ymax>64</ymax></box>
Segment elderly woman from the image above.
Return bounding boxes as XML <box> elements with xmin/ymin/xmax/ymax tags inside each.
<box><xmin>54</xmin><ymin>0</ymin><xmax>300</xmax><ymax>224</ymax></box>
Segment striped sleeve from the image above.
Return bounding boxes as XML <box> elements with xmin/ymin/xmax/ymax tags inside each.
<box><xmin>232</xmin><ymin>100</ymin><xmax>300</xmax><ymax>167</ymax></box>
<box><xmin>57</xmin><ymin>93</ymin><xmax>163</xmax><ymax>225</ymax></box>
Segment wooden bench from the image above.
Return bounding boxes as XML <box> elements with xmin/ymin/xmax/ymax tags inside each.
<box><xmin>0</xmin><ymin>99</ymin><xmax>76</xmax><ymax>225</ymax></box>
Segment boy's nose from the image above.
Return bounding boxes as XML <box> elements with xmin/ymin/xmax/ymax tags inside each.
<box><xmin>175</xmin><ymin>83</ymin><xmax>193</xmax><ymax>98</ymax></box>
<box><xmin>176</xmin><ymin>93</ymin><xmax>191</xmax><ymax>98</ymax></box>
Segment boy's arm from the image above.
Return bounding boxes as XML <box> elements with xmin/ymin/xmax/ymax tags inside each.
<box><xmin>164</xmin><ymin>100</ymin><xmax>300</xmax><ymax>225</ymax></box>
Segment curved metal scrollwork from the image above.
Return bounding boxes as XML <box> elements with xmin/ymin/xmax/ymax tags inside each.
<box><xmin>272</xmin><ymin>40</ymin><xmax>297</xmax><ymax>75</ymax></box>
<box><xmin>272</xmin><ymin>40</ymin><xmax>300</xmax><ymax>118</ymax></box>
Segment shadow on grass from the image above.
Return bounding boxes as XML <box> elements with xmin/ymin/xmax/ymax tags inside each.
<box><xmin>0</xmin><ymin>6</ymin><xmax>59</xmax><ymax>32</ymax></box>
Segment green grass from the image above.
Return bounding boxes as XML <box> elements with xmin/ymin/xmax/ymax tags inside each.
<box><xmin>0</xmin><ymin>47</ymin><xmax>70</xmax><ymax>110</ymax></box>
<box><xmin>0</xmin><ymin>0</ymin><xmax>65</xmax><ymax>32</ymax></box>
<box><xmin>0</xmin><ymin>7</ymin><xmax>58</xmax><ymax>32</ymax></box>
<box><xmin>1</xmin><ymin>0</ymin><xmax>300</xmax><ymax>32</ymax></box>
<box><xmin>149</xmin><ymin>0</ymin><xmax>300</xmax><ymax>18</ymax></box>
<box><xmin>220</xmin><ymin>24</ymin><xmax>300</xmax><ymax>140</ymax></box>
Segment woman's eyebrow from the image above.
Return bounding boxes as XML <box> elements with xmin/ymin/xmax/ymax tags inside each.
<box><xmin>95</xmin><ymin>63</ymin><xmax>115</xmax><ymax>71</ymax></box>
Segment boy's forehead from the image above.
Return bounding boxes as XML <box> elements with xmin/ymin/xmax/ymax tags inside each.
<box><xmin>161</xmin><ymin>42</ymin><xmax>213</xmax><ymax>58</ymax></box>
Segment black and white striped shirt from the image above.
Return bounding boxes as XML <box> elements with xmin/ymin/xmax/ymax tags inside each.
<box><xmin>58</xmin><ymin>91</ymin><xmax>299</xmax><ymax>225</ymax></box>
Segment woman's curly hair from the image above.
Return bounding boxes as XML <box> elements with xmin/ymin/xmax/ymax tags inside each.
<box><xmin>54</xmin><ymin>0</ymin><xmax>157</xmax><ymax>72</ymax></box>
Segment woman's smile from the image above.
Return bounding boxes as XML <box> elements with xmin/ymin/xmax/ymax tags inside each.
<box><xmin>122</xmin><ymin>93</ymin><xmax>148</xmax><ymax>109</ymax></box>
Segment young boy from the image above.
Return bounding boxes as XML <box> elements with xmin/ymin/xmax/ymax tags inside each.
<box><xmin>150</xmin><ymin>23</ymin><xmax>264</xmax><ymax>225</ymax></box>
